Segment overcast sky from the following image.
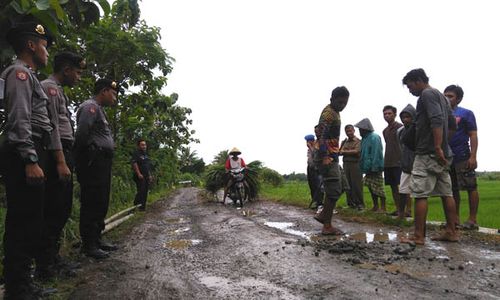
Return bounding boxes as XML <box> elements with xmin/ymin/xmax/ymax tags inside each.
<box><xmin>141</xmin><ymin>0</ymin><xmax>500</xmax><ymax>174</ymax></box>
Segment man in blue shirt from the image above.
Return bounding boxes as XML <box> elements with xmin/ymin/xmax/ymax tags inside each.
<box><xmin>444</xmin><ymin>85</ymin><xmax>479</xmax><ymax>230</ymax></box>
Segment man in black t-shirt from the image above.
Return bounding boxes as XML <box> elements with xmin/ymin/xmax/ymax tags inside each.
<box><xmin>132</xmin><ymin>139</ymin><xmax>152</xmax><ymax>210</ymax></box>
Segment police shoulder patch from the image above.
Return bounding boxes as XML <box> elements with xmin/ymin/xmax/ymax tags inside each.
<box><xmin>48</xmin><ymin>87</ymin><xmax>58</xmax><ymax>96</ymax></box>
<box><xmin>16</xmin><ymin>71</ymin><xmax>28</xmax><ymax>81</ymax></box>
<box><xmin>89</xmin><ymin>105</ymin><xmax>96</xmax><ymax>114</ymax></box>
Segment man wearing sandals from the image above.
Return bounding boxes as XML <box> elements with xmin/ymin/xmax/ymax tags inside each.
<box><xmin>400</xmin><ymin>69</ymin><xmax>458</xmax><ymax>245</ymax></box>
<box><xmin>313</xmin><ymin>86</ymin><xmax>349</xmax><ymax>236</ymax></box>
<box><xmin>443</xmin><ymin>85</ymin><xmax>479</xmax><ymax>230</ymax></box>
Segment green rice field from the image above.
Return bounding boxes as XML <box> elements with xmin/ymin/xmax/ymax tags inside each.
<box><xmin>260</xmin><ymin>179</ymin><xmax>500</xmax><ymax>229</ymax></box>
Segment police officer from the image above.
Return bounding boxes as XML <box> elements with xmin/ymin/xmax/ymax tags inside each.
<box><xmin>74</xmin><ymin>78</ymin><xmax>118</xmax><ymax>259</ymax></box>
<box><xmin>131</xmin><ymin>139</ymin><xmax>153</xmax><ymax>210</ymax></box>
<box><xmin>35</xmin><ymin>52</ymin><xmax>85</xmax><ymax>279</ymax></box>
<box><xmin>1</xmin><ymin>22</ymin><xmax>53</xmax><ymax>299</ymax></box>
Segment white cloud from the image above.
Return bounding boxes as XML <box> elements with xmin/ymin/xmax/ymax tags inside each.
<box><xmin>141</xmin><ymin>0</ymin><xmax>500</xmax><ymax>173</ymax></box>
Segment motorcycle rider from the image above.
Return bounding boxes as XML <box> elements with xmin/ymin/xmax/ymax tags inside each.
<box><xmin>222</xmin><ymin>147</ymin><xmax>247</xmax><ymax>203</ymax></box>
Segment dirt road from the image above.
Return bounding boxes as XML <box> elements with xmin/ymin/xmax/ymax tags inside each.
<box><xmin>70</xmin><ymin>188</ymin><xmax>500</xmax><ymax>299</ymax></box>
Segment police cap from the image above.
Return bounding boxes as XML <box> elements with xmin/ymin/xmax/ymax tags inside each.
<box><xmin>6</xmin><ymin>22</ymin><xmax>54</xmax><ymax>47</ymax></box>
<box><xmin>94</xmin><ymin>79</ymin><xmax>119</xmax><ymax>95</ymax></box>
<box><xmin>54</xmin><ymin>52</ymin><xmax>86</xmax><ymax>70</ymax></box>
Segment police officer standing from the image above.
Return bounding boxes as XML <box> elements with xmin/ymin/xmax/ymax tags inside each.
<box><xmin>74</xmin><ymin>79</ymin><xmax>118</xmax><ymax>259</ymax></box>
<box><xmin>132</xmin><ymin>139</ymin><xmax>153</xmax><ymax>211</ymax></box>
<box><xmin>1</xmin><ymin>22</ymin><xmax>54</xmax><ymax>299</ymax></box>
<box><xmin>35</xmin><ymin>52</ymin><xmax>85</xmax><ymax>279</ymax></box>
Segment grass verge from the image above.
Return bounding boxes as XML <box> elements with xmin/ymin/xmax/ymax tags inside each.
<box><xmin>260</xmin><ymin>179</ymin><xmax>500</xmax><ymax>229</ymax></box>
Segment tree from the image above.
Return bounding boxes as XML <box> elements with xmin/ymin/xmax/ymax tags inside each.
<box><xmin>0</xmin><ymin>0</ymin><xmax>110</xmax><ymax>69</ymax></box>
<box><xmin>179</xmin><ymin>147</ymin><xmax>205</xmax><ymax>175</ymax></box>
<box><xmin>212</xmin><ymin>149</ymin><xmax>229</xmax><ymax>165</ymax></box>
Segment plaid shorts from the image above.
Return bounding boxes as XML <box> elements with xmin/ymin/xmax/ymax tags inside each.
<box><xmin>364</xmin><ymin>172</ymin><xmax>386</xmax><ymax>198</ymax></box>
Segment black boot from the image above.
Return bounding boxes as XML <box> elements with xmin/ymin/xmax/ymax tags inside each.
<box><xmin>98</xmin><ymin>239</ymin><xmax>118</xmax><ymax>251</ymax></box>
<box><xmin>81</xmin><ymin>245</ymin><xmax>109</xmax><ymax>259</ymax></box>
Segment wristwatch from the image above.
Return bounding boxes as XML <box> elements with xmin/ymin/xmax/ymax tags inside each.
<box><xmin>24</xmin><ymin>154</ymin><xmax>38</xmax><ymax>164</ymax></box>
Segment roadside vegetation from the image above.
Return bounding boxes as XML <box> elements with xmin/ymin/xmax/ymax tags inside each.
<box><xmin>261</xmin><ymin>173</ymin><xmax>500</xmax><ymax>229</ymax></box>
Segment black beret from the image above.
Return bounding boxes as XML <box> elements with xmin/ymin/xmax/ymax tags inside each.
<box><xmin>6</xmin><ymin>22</ymin><xmax>54</xmax><ymax>47</ymax></box>
<box><xmin>94</xmin><ymin>79</ymin><xmax>119</xmax><ymax>94</ymax></box>
<box><xmin>54</xmin><ymin>52</ymin><xmax>86</xmax><ymax>69</ymax></box>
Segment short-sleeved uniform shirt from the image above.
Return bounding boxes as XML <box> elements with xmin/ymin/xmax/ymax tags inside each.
<box><xmin>449</xmin><ymin>106</ymin><xmax>477</xmax><ymax>163</ymax></box>
<box><xmin>75</xmin><ymin>98</ymin><xmax>114</xmax><ymax>151</ymax></box>
<box><xmin>131</xmin><ymin>150</ymin><xmax>151</xmax><ymax>177</ymax></box>
<box><xmin>340</xmin><ymin>136</ymin><xmax>361</xmax><ymax>163</ymax></box>
<box><xmin>1</xmin><ymin>59</ymin><xmax>52</xmax><ymax>160</ymax></box>
<box><xmin>41</xmin><ymin>75</ymin><xmax>74</xmax><ymax>150</ymax></box>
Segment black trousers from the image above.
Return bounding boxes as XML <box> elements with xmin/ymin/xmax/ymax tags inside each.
<box><xmin>3</xmin><ymin>139</ymin><xmax>47</xmax><ymax>289</ymax></box>
<box><xmin>76</xmin><ymin>149</ymin><xmax>113</xmax><ymax>248</ymax></box>
<box><xmin>133</xmin><ymin>177</ymin><xmax>149</xmax><ymax>209</ymax></box>
<box><xmin>307</xmin><ymin>165</ymin><xmax>324</xmax><ymax>206</ymax></box>
<box><xmin>36</xmin><ymin>143</ymin><xmax>74</xmax><ymax>268</ymax></box>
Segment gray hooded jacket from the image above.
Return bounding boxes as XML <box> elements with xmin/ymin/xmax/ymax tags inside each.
<box><xmin>398</xmin><ymin>104</ymin><xmax>416</xmax><ymax>173</ymax></box>
<box><xmin>354</xmin><ymin>118</ymin><xmax>374</xmax><ymax>132</ymax></box>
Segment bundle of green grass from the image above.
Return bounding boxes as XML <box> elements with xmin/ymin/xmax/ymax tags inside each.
<box><xmin>204</xmin><ymin>161</ymin><xmax>262</xmax><ymax>200</ymax></box>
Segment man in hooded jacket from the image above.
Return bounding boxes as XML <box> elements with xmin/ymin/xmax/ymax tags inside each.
<box><xmin>397</xmin><ymin>104</ymin><xmax>417</xmax><ymax>219</ymax></box>
<box><xmin>355</xmin><ymin>118</ymin><xmax>386</xmax><ymax>212</ymax></box>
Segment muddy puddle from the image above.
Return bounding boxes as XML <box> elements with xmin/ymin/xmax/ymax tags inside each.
<box><xmin>164</xmin><ymin>217</ymin><xmax>188</xmax><ymax>224</ymax></box>
<box><xmin>344</xmin><ymin>232</ymin><xmax>399</xmax><ymax>243</ymax></box>
<box><xmin>163</xmin><ymin>239</ymin><xmax>202</xmax><ymax>250</ymax></box>
<box><xmin>264</xmin><ymin>221</ymin><xmax>310</xmax><ymax>240</ymax></box>
<box><xmin>241</xmin><ymin>209</ymin><xmax>256</xmax><ymax>217</ymax></box>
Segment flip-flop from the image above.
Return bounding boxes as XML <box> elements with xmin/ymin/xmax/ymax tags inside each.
<box><xmin>431</xmin><ymin>233</ymin><xmax>459</xmax><ymax>242</ymax></box>
<box><xmin>460</xmin><ymin>221</ymin><xmax>479</xmax><ymax>231</ymax></box>
<box><xmin>321</xmin><ymin>228</ymin><xmax>344</xmax><ymax>236</ymax></box>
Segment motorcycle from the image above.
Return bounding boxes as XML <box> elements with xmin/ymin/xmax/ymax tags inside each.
<box><xmin>228</xmin><ymin>167</ymin><xmax>247</xmax><ymax>208</ymax></box>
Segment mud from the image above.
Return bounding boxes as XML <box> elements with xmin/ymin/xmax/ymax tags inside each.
<box><xmin>69</xmin><ymin>188</ymin><xmax>500</xmax><ymax>299</ymax></box>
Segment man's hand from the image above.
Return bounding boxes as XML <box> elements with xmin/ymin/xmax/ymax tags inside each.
<box><xmin>467</xmin><ymin>156</ymin><xmax>477</xmax><ymax>170</ymax></box>
<box><xmin>137</xmin><ymin>173</ymin><xmax>144</xmax><ymax>180</ymax></box>
<box><xmin>148</xmin><ymin>175</ymin><xmax>154</xmax><ymax>184</ymax></box>
<box><xmin>57</xmin><ymin>161</ymin><xmax>71</xmax><ymax>182</ymax></box>
<box><xmin>435</xmin><ymin>147</ymin><xmax>448</xmax><ymax>166</ymax></box>
<box><xmin>25</xmin><ymin>163</ymin><xmax>45</xmax><ymax>185</ymax></box>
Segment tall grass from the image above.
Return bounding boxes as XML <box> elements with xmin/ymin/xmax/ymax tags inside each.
<box><xmin>261</xmin><ymin>179</ymin><xmax>500</xmax><ymax>229</ymax></box>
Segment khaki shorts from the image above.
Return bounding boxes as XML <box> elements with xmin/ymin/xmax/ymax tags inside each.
<box><xmin>410</xmin><ymin>154</ymin><xmax>452</xmax><ymax>198</ymax></box>
<box><xmin>450</xmin><ymin>160</ymin><xmax>477</xmax><ymax>191</ymax></box>
<box><xmin>399</xmin><ymin>171</ymin><xmax>411</xmax><ymax>194</ymax></box>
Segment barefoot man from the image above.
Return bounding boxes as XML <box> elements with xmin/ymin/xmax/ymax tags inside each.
<box><xmin>313</xmin><ymin>86</ymin><xmax>349</xmax><ymax>235</ymax></box>
<box><xmin>400</xmin><ymin>68</ymin><xmax>459</xmax><ymax>245</ymax></box>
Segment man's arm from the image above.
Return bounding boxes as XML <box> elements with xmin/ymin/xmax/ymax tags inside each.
<box><xmin>432</xmin><ymin>127</ymin><xmax>447</xmax><ymax>166</ymax></box>
<box><xmin>132</xmin><ymin>162</ymin><xmax>143</xmax><ymax>180</ymax></box>
<box><xmin>6</xmin><ymin>68</ymin><xmax>44</xmax><ymax>184</ymax></box>
<box><xmin>43</xmin><ymin>84</ymin><xmax>70</xmax><ymax>181</ymax></box>
<box><xmin>468</xmin><ymin>131</ymin><xmax>478</xmax><ymax>170</ymax></box>
<box><xmin>74</xmin><ymin>103</ymin><xmax>97</xmax><ymax>149</ymax></box>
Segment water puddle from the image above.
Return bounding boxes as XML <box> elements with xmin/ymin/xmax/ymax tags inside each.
<box><xmin>241</xmin><ymin>210</ymin><xmax>255</xmax><ymax>217</ymax></box>
<box><xmin>345</xmin><ymin>232</ymin><xmax>398</xmax><ymax>243</ymax></box>
<box><xmin>168</xmin><ymin>227</ymin><xmax>191</xmax><ymax>235</ymax></box>
<box><xmin>163</xmin><ymin>239</ymin><xmax>202</xmax><ymax>250</ymax></box>
<box><xmin>165</xmin><ymin>217</ymin><xmax>187</xmax><ymax>224</ymax></box>
<box><xmin>174</xmin><ymin>227</ymin><xmax>190</xmax><ymax>234</ymax></box>
<box><xmin>264</xmin><ymin>221</ymin><xmax>310</xmax><ymax>240</ymax></box>
<box><xmin>426</xmin><ymin>241</ymin><xmax>446</xmax><ymax>251</ymax></box>
<box><xmin>479</xmin><ymin>249</ymin><xmax>500</xmax><ymax>260</ymax></box>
